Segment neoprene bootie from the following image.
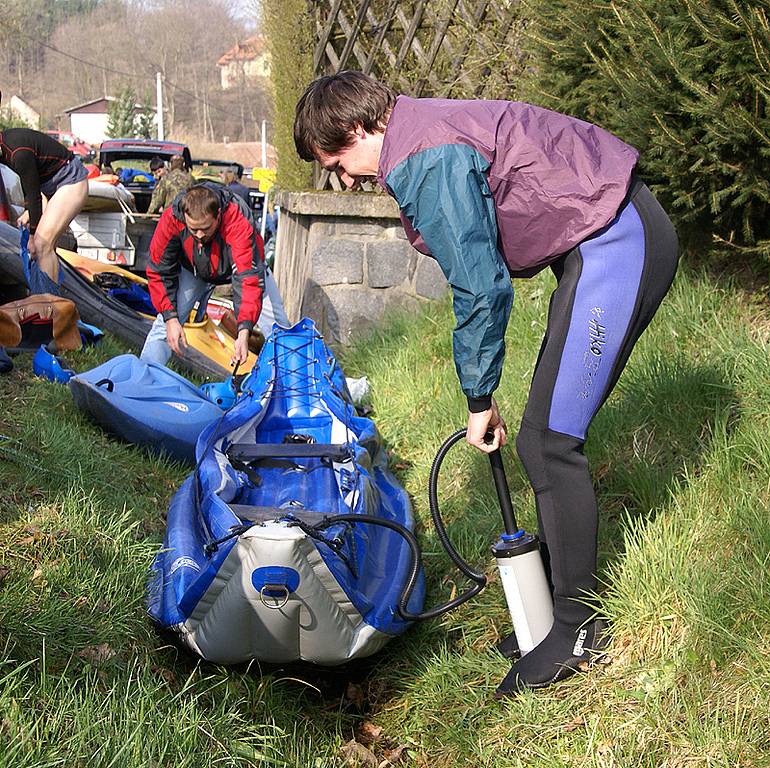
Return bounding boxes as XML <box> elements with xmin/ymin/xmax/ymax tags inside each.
<box><xmin>501</xmin><ymin>426</ymin><xmax>602</xmax><ymax>693</ymax></box>
<box><xmin>496</xmin><ymin>632</ymin><xmax>520</xmax><ymax>659</ymax></box>
<box><xmin>494</xmin><ymin>617</ymin><xmax>608</xmax><ymax>697</ymax></box>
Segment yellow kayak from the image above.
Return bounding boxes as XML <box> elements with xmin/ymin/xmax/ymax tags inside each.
<box><xmin>58</xmin><ymin>249</ymin><xmax>259</xmax><ymax>378</ymax></box>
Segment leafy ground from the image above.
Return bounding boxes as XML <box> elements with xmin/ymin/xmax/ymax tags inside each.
<box><xmin>0</xmin><ymin>262</ymin><xmax>768</xmax><ymax>767</ymax></box>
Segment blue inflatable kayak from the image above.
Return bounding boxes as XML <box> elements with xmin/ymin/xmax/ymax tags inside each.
<box><xmin>69</xmin><ymin>355</ymin><xmax>224</xmax><ymax>464</ymax></box>
<box><xmin>147</xmin><ymin>319</ymin><xmax>425</xmax><ymax>665</ymax></box>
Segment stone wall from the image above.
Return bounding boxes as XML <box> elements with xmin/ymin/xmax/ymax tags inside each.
<box><xmin>273</xmin><ymin>191</ymin><xmax>448</xmax><ymax>345</ymax></box>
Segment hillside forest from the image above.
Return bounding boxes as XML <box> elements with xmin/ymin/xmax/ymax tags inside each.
<box><xmin>0</xmin><ymin>0</ymin><xmax>268</xmax><ymax>143</ymax></box>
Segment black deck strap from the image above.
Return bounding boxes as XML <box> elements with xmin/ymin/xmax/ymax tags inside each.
<box><xmin>95</xmin><ymin>378</ymin><xmax>114</xmax><ymax>392</ymax></box>
<box><xmin>229</xmin><ymin>504</ymin><xmax>330</xmax><ymax>524</ymax></box>
<box><xmin>229</xmin><ymin>456</ymin><xmax>262</xmax><ymax>487</ymax></box>
<box><xmin>227</xmin><ymin>442</ymin><xmax>353</xmax><ymax>462</ymax></box>
<box><xmin>285</xmin><ymin>515</ymin><xmax>358</xmax><ymax>579</ymax></box>
<box><xmin>204</xmin><ymin>522</ymin><xmax>253</xmax><ymax>555</ymax></box>
<box><xmin>232</xmin><ymin>372</ymin><xmax>246</xmax><ymax>395</ymax></box>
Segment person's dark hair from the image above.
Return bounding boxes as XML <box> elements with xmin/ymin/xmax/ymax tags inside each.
<box><xmin>149</xmin><ymin>156</ymin><xmax>165</xmax><ymax>172</ymax></box>
<box><xmin>294</xmin><ymin>70</ymin><xmax>396</xmax><ymax>160</ymax></box>
<box><xmin>180</xmin><ymin>185</ymin><xmax>220</xmax><ymax>219</ymax></box>
<box><xmin>169</xmin><ymin>154</ymin><xmax>185</xmax><ymax>171</ymax></box>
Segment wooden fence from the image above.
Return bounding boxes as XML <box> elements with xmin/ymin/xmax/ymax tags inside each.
<box><xmin>310</xmin><ymin>0</ymin><xmax>523</xmax><ymax>190</ymax></box>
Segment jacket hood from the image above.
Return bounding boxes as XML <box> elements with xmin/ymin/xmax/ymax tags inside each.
<box><xmin>171</xmin><ymin>181</ymin><xmax>249</xmax><ymax>224</ymax></box>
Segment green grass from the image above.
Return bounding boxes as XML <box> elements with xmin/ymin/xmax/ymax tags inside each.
<box><xmin>1</xmin><ymin>263</ymin><xmax>769</xmax><ymax>767</ymax></box>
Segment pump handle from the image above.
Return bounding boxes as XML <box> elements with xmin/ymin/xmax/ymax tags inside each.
<box><xmin>488</xmin><ymin>450</ymin><xmax>519</xmax><ymax>536</ymax></box>
<box><xmin>483</xmin><ymin>429</ymin><xmax>519</xmax><ymax>536</ymax></box>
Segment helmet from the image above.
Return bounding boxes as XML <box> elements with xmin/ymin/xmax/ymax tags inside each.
<box><xmin>32</xmin><ymin>345</ymin><xmax>75</xmax><ymax>384</ymax></box>
<box><xmin>200</xmin><ymin>378</ymin><xmax>236</xmax><ymax>409</ymax></box>
<box><xmin>77</xmin><ymin>320</ymin><xmax>104</xmax><ymax>347</ymax></box>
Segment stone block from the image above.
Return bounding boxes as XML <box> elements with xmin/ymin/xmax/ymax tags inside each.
<box><xmin>310</xmin><ymin>238</ymin><xmax>364</xmax><ymax>286</ymax></box>
<box><xmin>301</xmin><ymin>282</ymin><xmax>389</xmax><ymax>345</ymax></box>
<box><xmin>308</xmin><ymin>217</ymin><xmax>343</xmax><ymax>254</ymax></box>
<box><xmin>308</xmin><ymin>219</ymin><xmax>335</xmax><ymax>238</ymax></box>
<box><xmin>389</xmin><ymin>223</ymin><xmax>409</xmax><ymax>240</ymax></box>
<box><xmin>324</xmin><ymin>286</ymin><xmax>388</xmax><ymax>344</ymax></box>
<box><xmin>299</xmin><ymin>280</ymin><xmax>332</xmax><ymax>339</ymax></box>
<box><xmin>335</xmin><ymin>218</ymin><xmax>386</xmax><ymax>238</ymax></box>
<box><xmin>366</xmin><ymin>240</ymin><xmax>416</xmax><ymax>288</ymax></box>
<box><xmin>276</xmin><ymin>190</ymin><xmax>401</xmax><ymax>219</ymax></box>
<box><xmin>413</xmin><ymin>256</ymin><xmax>449</xmax><ymax>300</ymax></box>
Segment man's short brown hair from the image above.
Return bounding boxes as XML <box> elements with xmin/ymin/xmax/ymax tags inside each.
<box><xmin>169</xmin><ymin>154</ymin><xmax>185</xmax><ymax>171</ymax></box>
<box><xmin>180</xmin><ymin>185</ymin><xmax>220</xmax><ymax>219</ymax></box>
<box><xmin>294</xmin><ymin>71</ymin><xmax>397</xmax><ymax>161</ymax></box>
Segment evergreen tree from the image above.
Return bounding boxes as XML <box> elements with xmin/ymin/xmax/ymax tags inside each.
<box><xmin>519</xmin><ymin>0</ymin><xmax>618</xmax><ymax>121</ymax></box>
<box><xmin>263</xmin><ymin>0</ymin><xmax>314</xmax><ymax>190</ymax></box>
<box><xmin>520</xmin><ymin>0</ymin><xmax>770</xmax><ymax>262</ymax></box>
<box><xmin>135</xmin><ymin>102</ymin><xmax>156</xmax><ymax>140</ymax></box>
<box><xmin>106</xmin><ymin>87</ymin><xmax>139</xmax><ymax>138</ymax></box>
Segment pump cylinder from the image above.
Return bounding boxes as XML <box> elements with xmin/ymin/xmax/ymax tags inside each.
<box><xmin>493</xmin><ymin>534</ymin><xmax>554</xmax><ymax>655</ymax></box>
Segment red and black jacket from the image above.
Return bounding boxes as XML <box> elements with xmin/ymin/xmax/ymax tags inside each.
<box><xmin>0</xmin><ymin>128</ymin><xmax>73</xmax><ymax>232</ymax></box>
<box><xmin>146</xmin><ymin>182</ymin><xmax>265</xmax><ymax>333</ymax></box>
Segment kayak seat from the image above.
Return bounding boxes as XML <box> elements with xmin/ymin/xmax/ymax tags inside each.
<box><xmin>227</xmin><ymin>504</ymin><xmax>331</xmax><ymax>525</ymax></box>
<box><xmin>226</xmin><ymin>442</ymin><xmax>353</xmax><ymax>462</ymax></box>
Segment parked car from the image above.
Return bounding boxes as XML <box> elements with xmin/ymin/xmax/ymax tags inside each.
<box><xmin>45</xmin><ymin>130</ymin><xmax>93</xmax><ymax>159</ymax></box>
<box><xmin>83</xmin><ymin>139</ymin><xmax>190</xmax><ymax>273</ymax></box>
<box><xmin>97</xmin><ymin>138</ymin><xmax>192</xmax><ymax>213</ymax></box>
<box><xmin>192</xmin><ymin>158</ymin><xmax>266</xmax><ymax>221</ymax></box>
<box><xmin>191</xmin><ymin>158</ymin><xmax>244</xmax><ymax>180</ymax></box>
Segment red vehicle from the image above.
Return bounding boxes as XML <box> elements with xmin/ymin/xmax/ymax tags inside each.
<box><xmin>45</xmin><ymin>130</ymin><xmax>93</xmax><ymax>159</ymax></box>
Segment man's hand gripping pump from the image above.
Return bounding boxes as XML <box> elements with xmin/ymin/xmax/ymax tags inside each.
<box><xmin>396</xmin><ymin>429</ymin><xmax>554</xmax><ymax>657</ymax></box>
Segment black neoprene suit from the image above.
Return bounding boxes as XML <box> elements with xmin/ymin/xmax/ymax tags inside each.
<box><xmin>0</xmin><ymin>129</ymin><xmax>72</xmax><ymax>232</ymax></box>
<box><xmin>515</xmin><ymin>179</ymin><xmax>679</xmax><ymax>635</ymax></box>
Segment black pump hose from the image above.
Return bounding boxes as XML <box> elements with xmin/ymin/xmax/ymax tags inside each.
<box><xmin>304</xmin><ymin>428</ymin><xmax>488</xmax><ymax>622</ymax></box>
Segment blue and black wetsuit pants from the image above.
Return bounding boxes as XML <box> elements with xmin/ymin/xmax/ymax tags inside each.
<box><xmin>515</xmin><ymin>177</ymin><xmax>679</xmax><ymax>629</ymax></box>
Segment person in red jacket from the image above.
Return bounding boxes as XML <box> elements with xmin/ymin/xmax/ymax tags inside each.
<box><xmin>141</xmin><ymin>182</ymin><xmax>286</xmax><ymax>366</ymax></box>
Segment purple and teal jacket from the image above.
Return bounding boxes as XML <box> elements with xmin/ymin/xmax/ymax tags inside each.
<box><xmin>376</xmin><ymin>96</ymin><xmax>639</xmax><ymax>409</ymax></box>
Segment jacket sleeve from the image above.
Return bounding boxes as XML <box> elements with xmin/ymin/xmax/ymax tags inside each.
<box><xmin>385</xmin><ymin>143</ymin><xmax>513</xmax><ymax>410</ymax></box>
<box><xmin>146</xmin><ymin>209</ymin><xmax>183</xmax><ymax>320</ymax></box>
<box><xmin>147</xmin><ymin>177</ymin><xmax>165</xmax><ymax>214</ymax></box>
<box><xmin>224</xmin><ymin>203</ymin><xmax>264</xmax><ymax>333</ymax></box>
<box><xmin>11</xmin><ymin>148</ymin><xmax>44</xmax><ymax>233</ymax></box>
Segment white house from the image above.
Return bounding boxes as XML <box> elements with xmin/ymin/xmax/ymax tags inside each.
<box><xmin>0</xmin><ymin>93</ymin><xmax>41</xmax><ymax>128</ymax></box>
<box><xmin>64</xmin><ymin>96</ymin><xmax>154</xmax><ymax>145</ymax></box>
<box><xmin>64</xmin><ymin>97</ymin><xmax>116</xmax><ymax>145</ymax></box>
<box><xmin>217</xmin><ymin>35</ymin><xmax>271</xmax><ymax>90</ymax></box>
